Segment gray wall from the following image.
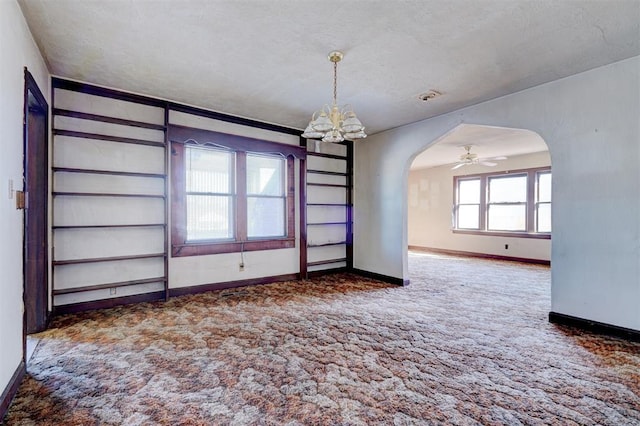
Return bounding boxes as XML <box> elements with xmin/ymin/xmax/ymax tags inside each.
<box><xmin>355</xmin><ymin>56</ymin><xmax>639</xmax><ymax>331</ymax></box>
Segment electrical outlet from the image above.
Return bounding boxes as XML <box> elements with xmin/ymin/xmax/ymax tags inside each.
<box><xmin>110</xmin><ymin>288</ymin><xmax>117</xmax><ymax>295</ymax></box>
<box><xmin>239</xmin><ymin>263</ymin><xmax>245</xmax><ymax>272</ymax></box>
<box><xmin>504</xmin><ymin>244</ymin><xmax>509</xmax><ymax>250</ymax></box>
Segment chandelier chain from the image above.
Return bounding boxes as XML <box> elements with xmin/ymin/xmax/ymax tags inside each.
<box><xmin>333</xmin><ymin>61</ymin><xmax>338</xmax><ymax>105</ymax></box>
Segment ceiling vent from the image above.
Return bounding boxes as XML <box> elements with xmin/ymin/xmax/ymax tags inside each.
<box><xmin>418</xmin><ymin>90</ymin><xmax>442</xmax><ymax>102</ymax></box>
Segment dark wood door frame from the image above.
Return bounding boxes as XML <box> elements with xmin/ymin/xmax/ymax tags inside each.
<box><xmin>23</xmin><ymin>68</ymin><xmax>49</xmax><ymax>339</ymax></box>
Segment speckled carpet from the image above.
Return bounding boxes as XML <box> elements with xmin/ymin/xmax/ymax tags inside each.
<box><xmin>4</xmin><ymin>252</ymin><xmax>640</xmax><ymax>425</ymax></box>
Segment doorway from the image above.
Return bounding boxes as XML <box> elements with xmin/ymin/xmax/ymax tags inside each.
<box><xmin>23</xmin><ymin>68</ymin><xmax>49</xmax><ymax>334</ymax></box>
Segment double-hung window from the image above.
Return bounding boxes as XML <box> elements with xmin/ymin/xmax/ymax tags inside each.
<box><xmin>453</xmin><ymin>167</ymin><xmax>551</xmax><ymax>238</ymax></box>
<box><xmin>170</xmin><ymin>125</ymin><xmax>304</xmax><ymax>257</ymax></box>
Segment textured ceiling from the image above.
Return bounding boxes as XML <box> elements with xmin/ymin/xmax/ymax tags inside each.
<box><xmin>19</xmin><ymin>0</ymin><xmax>640</xmax><ymax>137</ymax></box>
<box><xmin>410</xmin><ymin>124</ymin><xmax>548</xmax><ymax>170</ymax></box>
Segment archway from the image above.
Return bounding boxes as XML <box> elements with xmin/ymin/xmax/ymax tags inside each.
<box><xmin>407</xmin><ymin>124</ymin><xmax>551</xmax><ymax>266</ymax></box>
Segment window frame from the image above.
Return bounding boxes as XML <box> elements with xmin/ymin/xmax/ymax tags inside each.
<box><xmin>170</xmin><ymin>125</ymin><xmax>305</xmax><ymax>257</ymax></box>
<box><xmin>452</xmin><ymin>166</ymin><xmax>551</xmax><ymax>239</ymax></box>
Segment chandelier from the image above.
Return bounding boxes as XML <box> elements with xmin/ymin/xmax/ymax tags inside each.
<box><xmin>302</xmin><ymin>51</ymin><xmax>367</xmax><ymax>143</ymax></box>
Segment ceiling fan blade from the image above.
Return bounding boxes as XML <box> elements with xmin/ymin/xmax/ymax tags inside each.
<box><xmin>488</xmin><ymin>156</ymin><xmax>508</xmax><ymax>161</ymax></box>
<box><xmin>479</xmin><ymin>161</ymin><xmax>497</xmax><ymax>167</ymax></box>
<box><xmin>451</xmin><ymin>163</ymin><xmax>466</xmax><ymax>170</ymax></box>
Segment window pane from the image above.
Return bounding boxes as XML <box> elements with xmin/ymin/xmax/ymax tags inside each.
<box><xmin>537</xmin><ymin>203</ymin><xmax>552</xmax><ymax>233</ymax></box>
<box><xmin>488</xmin><ymin>204</ymin><xmax>526</xmax><ymax>231</ymax></box>
<box><xmin>186</xmin><ymin>146</ymin><xmax>233</xmax><ymax>193</ymax></box>
<box><xmin>489</xmin><ymin>175</ymin><xmax>526</xmax><ymax>202</ymax></box>
<box><xmin>457</xmin><ymin>205</ymin><xmax>480</xmax><ymax>229</ymax></box>
<box><xmin>187</xmin><ymin>195</ymin><xmax>233</xmax><ymax>240</ymax></box>
<box><xmin>538</xmin><ymin>172</ymin><xmax>552</xmax><ymax>202</ymax></box>
<box><xmin>248</xmin><ymin>197</ymin><xmax>285</xmax><ymax>238</ymax></box>
<box><xmin>458</xmin><ymin>179</ymin><xmax>480</xmax><ymax>203</ymax></box>
<box><xmin>247</xmin><ymin>154</ymin><xmax>284</xmax><ymax>196</ymax></box>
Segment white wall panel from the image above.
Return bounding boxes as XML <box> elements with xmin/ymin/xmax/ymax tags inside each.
<box><xmin>55</xmin><ymin>115</ymin><xmax>165</xmax><ymax>142</ymax></box>
<box><xmin>308</xmin><ymin>245</ymin><xmax>346</xmax><ymax>263</ymax></box>
<box><xmin>55</xmin><ymin>88</ymin><xmax>164</xmax><ymax>124</ymax></box>
<box><xmin>54</xmin><ymin>172</ymin><xmax>164</xmax><ymax>196</ymax></box>
<box><xmin>53</xmin><ymin>196</ymin><xmax>164</xmax><ymax>226</ymax></box>
<box><xmin>54</xmin><ymin>257</ymin><xmax>164</xmax><ymax>290</ymax></box>
<box><xmin>54</xmin><ymin>227</ymin><xmax>164</xmax><ymax>260</ymax></box>
<box><xmin>307</xmin><ymin>205</ymin><xmax>347</xmax><ymax>223</ymax></box>
<box><xmin>308</xmin><ymin>224</ymin><xmax>347</xmax><ymax>246</ymax></box>
<box><xmin>170</xmin><ymin>110</ymin><xmax>299</xmax><ymax>146</ymax></box>
<box><xmin>54</xmin><ymin>136</ymin><xmax>165</xmax><ymax>173</ymax></box>
<box><xmin>54</xmin><ymin>282</ymin><xmax>165</xmax><ymax>306</ymax></box>
<box><xmin>307</xmin><ymin>186</ymin><xmax>347</xmax><ymax>204</ymax></box>
<box><xmin>307</xmin><ymin>156</ymin><xmax>347</xmax><ymax>174</ymax></box>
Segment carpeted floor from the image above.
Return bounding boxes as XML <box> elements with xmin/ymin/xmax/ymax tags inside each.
<box><xmin>4</xmin><ymin>252</ymin><xmax>640</xmax><ymax>425</ymax></box>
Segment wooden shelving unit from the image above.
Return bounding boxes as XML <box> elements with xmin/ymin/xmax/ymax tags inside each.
<box><xmin>51</xmin><ymin>78</ymin><xmax>169</xmax><ymax>308</ymax></box>
<box><xmin>303</xmin><ymin>143</ymin><xmax>353</xmax><ymax>276</ymax></box>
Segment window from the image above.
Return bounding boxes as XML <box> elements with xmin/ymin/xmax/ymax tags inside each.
<box><xmin>185</xmin><ymin>146</ymin><xmax>235</xmax><ymax>241</ymax></box>
<box><xmin>170</xmin><ymin>125</ymin><xmax>305</xmax><ymax>257</ymax></box>
<box><xmin>456</xmin><ymin>178</ymin><xmax>481</xmax><ymax>229</ymax></box>
<box><xmin>535</xmin><ymin>171</ymin><xmax>552</xmax><ymax>233</ymax></box>
<box><xmin>487</xmin><ymin>174</ymin><xmax>527</xmax><ymax>231</ymax></box>
<box><xmin>453</xmin><ymin>167</ymin><xmax>551</xmax><ymax>238</ymax></box>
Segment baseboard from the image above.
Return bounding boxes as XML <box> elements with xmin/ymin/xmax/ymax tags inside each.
<box><xmin>0</xmin><ymin>361</ymin><xmax>26</xmax><ymax>420</ymax></box>
<box><xmin>549</xmin><ymin>312</ymin><xmax>640</xmax><ymax>342</ymax></box>
<box><xmin>408</xmin><ymin>245</ymin><xmax>551</xmax><ymax>266</ymax></box>
<box><xmin>351</xmin><ymin>268</ymin><xmax>408</xmax><ymax>286</ymax></box>
<box><xmin>168</xmin><ymin>273</ymin><xmax>299</xmax><ymax>297</ymax></box>
<box><xmin>53</xmin><ymin>291</ymin><xmax>165</xmax><ymax>315</ymax></box>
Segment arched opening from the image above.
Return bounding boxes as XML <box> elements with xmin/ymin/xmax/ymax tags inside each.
<box><xmin>406</xmin><ymin>123</ymin><xmax>552</xmax><ymax>306</ymax></box>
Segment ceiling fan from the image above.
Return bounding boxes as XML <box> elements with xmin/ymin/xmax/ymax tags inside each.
<box><xmin>451</xmin><ymin>145</ymin><xmax>507</xmax><ymax>170</ymax></box>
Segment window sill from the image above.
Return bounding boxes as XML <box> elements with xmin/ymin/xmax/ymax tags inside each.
<box><xmin>452</xmin><ymin>230</ymin><xmax>551</xmax><ymax>240</ymax></box>
<box><xmin>172</xmin><ymin>238</ymin><xmax>295</xmax><ymax>257</ymax></box>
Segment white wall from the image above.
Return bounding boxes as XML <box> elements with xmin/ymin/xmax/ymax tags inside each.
<box><xmin>0</xmin><ymin>0</ymin><xmax>49</xmax><ymax>397</ymax></box>
<box><xmin>355</xmin><ymin>56</ymin><xmax>640</xmax><ymax>331</ymax></box>
<box><xmin>408</xmin><ymin>151</ymin><xmax>551</xmax><ymax>261</ymax></box>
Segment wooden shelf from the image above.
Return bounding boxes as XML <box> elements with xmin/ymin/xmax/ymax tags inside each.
<box><xmin>54</xmin><ymin>108</ymin><xmax>166</xmax><ymax>131</ymax></box>
<box><xmin>307</xmin><ymin>169</ymin><xmax>348</xmax><ymax>176</ymax></box>
<box><xmin>53</xmin><ymin>253</ymin><xmax>165</xmax><ymax>266</ymax></box>
<box><xmin>53</xmin><ymin>167</ymin><xmax>165</xmax><ymax>179</ymax></box>
<box><xmin>53</xmin><ymin>129</ymin><xmax>165</xmax><ymax>148</ymax></box>
<box><xmin>53</xmin><ymin>191</ymin><xmax>165</xmax><ymax>199</ymax></box>
<box><xmin>307</xmin><ymin>222</ymin><xmax>349</xmax><ymax>226</ymax></box>
<box><xmin>307</xmin><ymin>183</ymin><xmax>349</xmax><ymax>188</ymax></box>
<box><xmin>308</xmin><ymin>241</ymin><xmax>347</xmax><ymax>247</ymax></box>
<box><xmin>307</xmin><ymin>152</ymin><xmax>346</xmax><ymax>160</ymax></box>
<box><xmin>53</xmin><ymin>276</ymin><xmax>166</xmax><ymax>296</ymax></box>
<box><xmin>53</xmin><ymin>223</ymin><xmax>166</xmax><ymax>230</ymax></box>
<box><xmin>307</xmin><ymin>203</ymin><xmax>349</xmax><ymax>207</ymax></box>
<box><xmin>307</xmin><ymin>258</ymin><xmax>347</xmax><ymax>267</ymax></box>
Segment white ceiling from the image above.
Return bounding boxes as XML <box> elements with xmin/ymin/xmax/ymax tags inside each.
<box><xmin>410</xmin><ymin>124</ymin><xmax>548</xmax><ymax>170</ymax></box>
<box><xmin>19</xmin><ymin>0</ymin><xmax>640</xmax><ymax>139</ymax></box>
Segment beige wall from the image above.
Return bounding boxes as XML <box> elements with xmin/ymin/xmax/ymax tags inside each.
<box><xmin>0</xmin><ymin>0</ymin><xmax>50</xmax><ymax>399</ymax></box>
<box><xmin>408</xmin><ymin>151</ymin><xmax>551</xmax><ymax>261</ymax></box>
